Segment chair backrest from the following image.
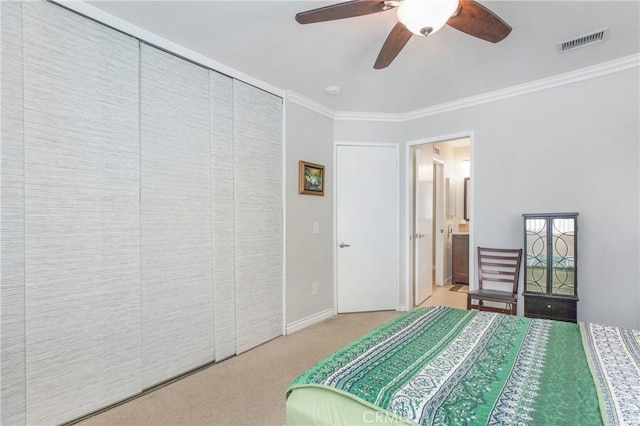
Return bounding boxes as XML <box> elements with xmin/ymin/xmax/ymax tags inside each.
<box><xmin>477</xmin><ymin>247</ymin><xmax>523</xmax><ymax>294</ymax></box>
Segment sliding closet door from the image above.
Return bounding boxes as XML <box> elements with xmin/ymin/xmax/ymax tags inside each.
<box><xmin>1</xmin><ymin>2</ymin><xmax>26</xmax><ymax>425</ymax></box>
<box><xmin>233</xmin><ymin>81</ymin><xmax>283</xmax><ymax>353</ymax></box>
<box><xmin>22</xmin><ymin>2</ymin><xmax>141</xmax><ymax>424</ymax></box>
<box><xmin>140</xmin><ymin>44</ymin><xmax>214</xmax><ymax>388</ymax></box>
<box><xmin>210</xmin><ymin>71</ymin><xmax>236</xmax><ymax>361</ymax></box>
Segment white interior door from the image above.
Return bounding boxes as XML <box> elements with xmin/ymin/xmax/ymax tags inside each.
<box><xmin>414</xmin><ymin>147</ymin><xmax>433</xmax><ymax>305</ymax></box>
<box><xmin>434</xmin><ymin>161</ymin><xmax>445</xmax><ymax>286</ymax></box>
<box><xmin>337</xmin><ymin>145</ymin><xmax>398</xmax><ymax>313</ymax></box>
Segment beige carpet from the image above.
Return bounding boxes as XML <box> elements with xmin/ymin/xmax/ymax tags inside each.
<box><xmin>78</xmin><ymin>310</ymin><xmax>400</xmax><ymax>426</ymax></box>
<box><xmin>78</xmin><ymin>286</ymin><xmax>465</xmax><ymax>426</ymax></box>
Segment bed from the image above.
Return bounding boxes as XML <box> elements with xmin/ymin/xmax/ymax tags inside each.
<box><xmin>286</xmin><ymin>306</ymin><xmax>639</xmax><ymax>425</ymax></box>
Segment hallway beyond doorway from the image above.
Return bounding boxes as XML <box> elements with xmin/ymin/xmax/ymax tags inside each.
<box><xmin>418</xmin><ymin>284</ymin><xmax>467</xmax><ymax>310</ymax></box>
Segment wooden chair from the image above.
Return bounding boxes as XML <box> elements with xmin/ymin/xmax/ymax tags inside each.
<box><xmin>467</xmin><ymin>247</ymin><xmax>523</xmax><ymax>315</ymax></box>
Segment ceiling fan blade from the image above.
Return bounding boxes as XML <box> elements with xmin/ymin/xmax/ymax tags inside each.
<box><xmin>295</xmin><ymin>0</ymin><xmax>391</xmax><ymax>24</ymax></box>
<box><xmin>446</xmin><ymin>0</ymin><xmax>512</xmax><ymax>43</ymax></box>
<box><xmin>374</xmin><ymin>22</ymin><xmax>413</xmax><ymax>69</ymax></box>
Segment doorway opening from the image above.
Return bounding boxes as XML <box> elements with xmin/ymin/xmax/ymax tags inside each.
<box><xmin>409</xmin><ymin>136</ymin><xmax>471</xmax><ymax>308</ymax></box>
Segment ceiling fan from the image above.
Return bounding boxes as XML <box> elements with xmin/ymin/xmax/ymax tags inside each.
<box><xmin>295</xmin><ymin>0</ymin><xmax>512</xmax><ymax>69</ymax></box>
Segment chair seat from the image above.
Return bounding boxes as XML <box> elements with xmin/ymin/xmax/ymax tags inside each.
<box><xmin>467</xmin><ymin>289</ymin><xmax>517</xmax><ymax>303</ymax></box>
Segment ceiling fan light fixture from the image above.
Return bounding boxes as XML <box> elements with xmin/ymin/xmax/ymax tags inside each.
<box><xmin>397</xmin><ymin>0</ymin><xmax>459</xmax><ymax>36</ymax></box>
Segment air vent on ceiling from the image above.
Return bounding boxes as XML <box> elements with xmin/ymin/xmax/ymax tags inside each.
<box><xmin>557</xmin><ymin>28</ymin><xmax>609</xmax><ymax>54</ymax></box>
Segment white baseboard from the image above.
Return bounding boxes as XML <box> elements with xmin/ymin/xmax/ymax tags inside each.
<box><xmin>286</xmin><ymin>308</ymin><xmax>335</xmax><ymax>334</ymax></box>
<box><xmin>398</xmin><ymin>304</ymin><xmax>407</xmax><ymax>311</ymax></box>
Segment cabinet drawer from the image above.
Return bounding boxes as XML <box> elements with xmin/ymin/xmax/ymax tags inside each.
<box><xmin>524</xmin><ymin>295</ymin><xmax>577</xmax><ymax>323</ymax></box>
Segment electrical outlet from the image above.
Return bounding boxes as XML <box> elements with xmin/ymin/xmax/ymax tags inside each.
<box><xmin>312</xmin><ymin>282</ymin><xmax>318</xmax><ymax>295</ymax></box>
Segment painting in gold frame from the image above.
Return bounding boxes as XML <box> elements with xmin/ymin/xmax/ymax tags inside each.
<box><xmin>298</xmin><ymin>161</ymin><xmax>325</xmax><ymax>196</ymax></box>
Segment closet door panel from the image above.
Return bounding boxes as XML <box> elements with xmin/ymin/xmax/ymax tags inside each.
<box><xmin>22</xmin><ymin>3</ymin><xmax>141</xmax><ymax>425</ymax></box>
<box><xmin>210</xmin><ymin>71</ymin><xmax>236</xmax><ymax>361</ymax></box>
<box><xmin>233</xmin><ymin>81</ymin><xmax>283</xmax><ymax>353</ymax></box>
<box><xmin>141</xmin><ymin>45</ymin><xmax>214</xmax><ymax>388</ymax></box>
<box><xmin>1</xmin><ymin>2</ymin><xmax>26</xmax><ymax>424</ymax></box>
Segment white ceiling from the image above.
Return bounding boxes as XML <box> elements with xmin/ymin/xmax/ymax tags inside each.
<box><xmin>87</xmin><ymin>1</ymin><xmax>639</xmax><ymax>114</ymax></box>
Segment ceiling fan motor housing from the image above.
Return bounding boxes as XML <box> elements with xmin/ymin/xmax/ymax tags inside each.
<box><xmin>397</xmin><ymin>0</ymin><xmax>460</xmax><ymax>36</ymax></box>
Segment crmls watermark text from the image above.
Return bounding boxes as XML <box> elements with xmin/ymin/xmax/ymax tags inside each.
<box><xmin>362</xmin><ymin>411</ymin><xmax>401</xmax><ymax>424</ymax></box>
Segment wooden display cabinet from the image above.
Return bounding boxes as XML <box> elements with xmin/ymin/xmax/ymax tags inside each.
<box><xmin>522</xmin><ymin>213</ymin><xmax>579</xmax><ymax>323</ymax></box>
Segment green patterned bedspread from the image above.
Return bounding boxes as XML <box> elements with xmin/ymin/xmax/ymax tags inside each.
<box><xmin>287</xmin><ymin>306</ymin><xmax>640</xmax><ymax>425</ymax></box>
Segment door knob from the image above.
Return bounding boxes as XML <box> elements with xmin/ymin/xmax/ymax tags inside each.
<box><xmin>339</xmin><ymin>243</ymin><xmax>351</xmax><ymax>248</ymax></box>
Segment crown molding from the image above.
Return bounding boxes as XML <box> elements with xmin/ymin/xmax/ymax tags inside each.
<box><xmin>334</xmin><ymin>53</ymin><xmax>640</xmax><ymax>122</ymax></box>
<box><xmin>50</xmin><ymin>0</ymin><xmax>638</xmax><ymax>123</ymax></box>
<box><xmin>333</xmin><ymin>110</ymin><xmax>406</xmax><ymax>122</ymax></box>
<box><xmin>285</xmin><ymin>91</ymin><xmax>336</xmax><ymax>119</ymax></box>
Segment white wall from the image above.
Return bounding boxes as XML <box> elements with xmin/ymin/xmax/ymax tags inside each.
<box><xmin>288</xmin><ymin>67</ymin><xmax>639</xmax><ymax>331</ymax></box>
<box><xmin>285</xmin><ymin>102</ymin><xmax>335</xmax><ymax>327</ymax></box>
<box><xmin>334</xmin><ymin>120</ymin><xmax>404</xmax><ymax>144</ymax></box>
<box><xmin>402</xmin><ymin>68</ymin><xmax>640</xmax><ymax>329</ymax></box>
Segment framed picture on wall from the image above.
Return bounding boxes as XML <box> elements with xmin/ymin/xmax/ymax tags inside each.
<box><xmin>299</xmin><ymin>160</ymin><xmax>325</xmax><ymax>196</ymax></box>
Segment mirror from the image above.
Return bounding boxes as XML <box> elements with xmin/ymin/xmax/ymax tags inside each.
<box><xmin>463</xmin><ymin>177</ymin><xmax>470</xmax><ymax>221</ymax></box>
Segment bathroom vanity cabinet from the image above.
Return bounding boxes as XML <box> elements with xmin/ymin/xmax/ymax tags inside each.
<box><xmin>452</xmin><ymin>233</ymin><xmax>469</xmax><ymax>285</ymax></box>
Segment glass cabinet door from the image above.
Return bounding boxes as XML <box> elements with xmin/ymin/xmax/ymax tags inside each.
<box><xmin>523</xmin><ymin>213</ymin><xmax>578</xmax><ymax>298</ymax></box>
<box><xmin>525</xmin><ymin>217</ymin><xmax>548</xmax><ymax>293</ymax></box>
<box><xmin>551</xmin><ymin>217</ymin><xmax>576</xmax><ymax>296</ymax></box>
